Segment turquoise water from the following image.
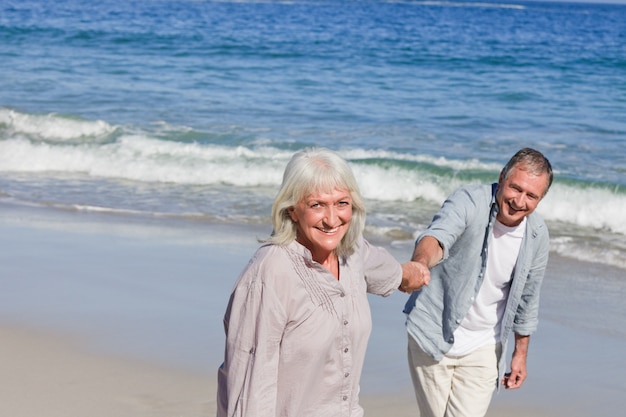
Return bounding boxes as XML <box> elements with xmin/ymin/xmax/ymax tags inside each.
<box><xmin>1</xmin><ymin>0</ymin><xmax>625</xmax><ymax>268</ymax></box>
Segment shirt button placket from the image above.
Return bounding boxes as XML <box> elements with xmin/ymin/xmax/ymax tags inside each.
<box><xmin>339</xmin><ymin>288</ymin><xmax>351</xmax><ymax>415</ymax></box>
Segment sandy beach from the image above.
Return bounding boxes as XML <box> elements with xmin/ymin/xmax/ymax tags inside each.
<box><xmin>2</xmin><ymin>203</ymin><xmax>625</xmax><ymax>417</ymax></box>
<box><xmin>0</xmin><ymin>323</ymin><xmax>213</xmax><ymax>417</ymax></box>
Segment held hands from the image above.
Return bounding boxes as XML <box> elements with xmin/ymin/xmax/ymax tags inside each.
<box><xmin>400</xmin><ymin>236</ymin><xmax>441</xmax><ymax>293</ymax></box>
<box><xmin>399</xmin><ymin>261</ymin><xmax>431</xmax><ymax>293</ymax></box>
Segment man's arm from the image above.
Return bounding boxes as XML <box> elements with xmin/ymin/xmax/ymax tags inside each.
<box><xmin>399</xmin><ymin>236</ymin><xmax>444</xmax><ymax>293</ymax></box>
<box><xmin>412</xmin><ymin>235</ymin><xmax>444</xmax><ymax>267</ymax></box>
<box><xmin>502</xmin><ymin>333</ymin><xmax>530</xmax><ymax>389</ymax></box>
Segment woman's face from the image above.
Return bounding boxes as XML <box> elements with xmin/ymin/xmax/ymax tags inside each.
<box><xmin>289</xmin><ymin>187</ymin><xmax>352</xmax><ymax>260</ymax></box>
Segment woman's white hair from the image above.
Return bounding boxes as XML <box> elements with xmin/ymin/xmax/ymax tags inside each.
<box><xmin>264</xmin><ymin>147</ymin><xmax>365</xmax><ymax>257</ymax></box>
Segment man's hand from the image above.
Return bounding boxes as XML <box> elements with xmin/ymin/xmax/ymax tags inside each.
<box><xmin>399</xmin><ymin>261</ymin><xmax>431</xmax><ymax>293</ymax></box>
<box><xmin>502</xmin><ymin>334</ymin><xmax>529</xmax><ymax>389</ymax></box>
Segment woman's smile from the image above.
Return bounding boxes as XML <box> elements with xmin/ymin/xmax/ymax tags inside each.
<box><xmin>289</xmin><ymin>188</ymin><xmax>353</xmax><ymax>264</ymax></box>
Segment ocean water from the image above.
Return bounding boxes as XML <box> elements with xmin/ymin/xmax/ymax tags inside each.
<box><xmin>1</xmin><ymin>0</ymin><xmax>625</xmax><ymax>270</ymax></box>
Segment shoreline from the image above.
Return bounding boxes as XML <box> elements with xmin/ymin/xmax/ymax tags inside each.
<box><xmin>2</xmin><ymin>203</ymin><xmax>625</xmax><ymax>416</ymax></box>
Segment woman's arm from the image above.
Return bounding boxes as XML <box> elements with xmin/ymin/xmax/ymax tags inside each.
<box><xmin>218</xmin><ymin>267</ymin><xmax>286</xmax><ymax>417</ymax></box>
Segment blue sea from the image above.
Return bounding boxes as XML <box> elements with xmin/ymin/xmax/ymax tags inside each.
<box><xmin>1</xmin><ymin>0</ymin><xmax>625</xmax><ymax>270</ymax></box>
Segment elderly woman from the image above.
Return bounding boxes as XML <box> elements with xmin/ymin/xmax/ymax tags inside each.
<box><xmin>217</xmin><ymin>148</ymin><xmax>425</xmax><ymax>417</ymax></box>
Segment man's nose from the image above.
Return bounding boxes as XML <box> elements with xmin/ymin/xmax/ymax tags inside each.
<box><xmin>512</xmin><ymin>193</ymin><xmax>526</xmax><ymax>209</ymax></box>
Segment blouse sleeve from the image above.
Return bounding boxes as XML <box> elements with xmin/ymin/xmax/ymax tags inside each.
<box><xmin>217</xmin><ymin>254</ymin><xmax>288</xmax><ymax>417</ymax></box>
<box><xmin>361</xmin><ymin>238</ymin><xmax>402</xmax><ymax>297</ymax></box>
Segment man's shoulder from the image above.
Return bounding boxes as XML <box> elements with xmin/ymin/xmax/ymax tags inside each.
<box><xmin>526</xmin><ymin>211</ymin><xmax>549</xmax><ymax>236</ymax></box>
<box><xmin>459</xmin><ymin>182</ymin><xmax>494</xmax><ymax>194</ymax></box>
<box><xmin>447</xmin><ymin>183</ymin><xmax>494</xmax><ymax>206</ymax></box>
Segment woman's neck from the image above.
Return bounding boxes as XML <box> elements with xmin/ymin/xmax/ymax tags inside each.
<box><xmin>316</xmin><ymin>251</ymin><xmax>340</xmax><ymax>280</ymax></box>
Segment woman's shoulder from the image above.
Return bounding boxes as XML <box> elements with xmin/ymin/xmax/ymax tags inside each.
<box><xmin>234</xmin><ymin>243</ymin><xmax>310</xmax><ymax>309</ymax></box>
<box><xmin>253</xmin><ymin>243</ymin><xmax>293</xmax><ymax>264</ymax></box>
<box><xmin>240</xmin><ymin>243</ymin><xmax>302</xmax><ymax>285</ymax></box>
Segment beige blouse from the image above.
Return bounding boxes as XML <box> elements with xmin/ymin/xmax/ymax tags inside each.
<box><xmin>217</xmin><ymin>238</ymin><xmax>402</xmax><ymax>417</ymax></box>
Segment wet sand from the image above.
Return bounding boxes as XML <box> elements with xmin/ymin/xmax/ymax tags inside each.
<box><xmin>1</xmin><ymin>203</ymin><xmax>624</xmax><ymax>416</ymax></box>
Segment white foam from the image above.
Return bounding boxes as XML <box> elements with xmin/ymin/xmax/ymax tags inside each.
<box><xmin>0</xmin><ymin>135</ymin><xmax>289</xmax><ymax>186</ymax></box>
<box><xmin>341</xmin><ymin>148</ymin><xmax>501</xmax><ymax>172</ymax></box>
<box><xmin>538</xmin><ymin>184</ymin><xmax>626</xmax><ymax>236</ymax></box>
<box><xmin>0</xmin><ymin>108</ymin><xmax>116</xmax><ymax>142</ymax></box>
<box><xmin>351</xmin><ymin>162</ymin><xmax>451</xmax><ymax>203</ymax></box>
<box><xmin>2</xmin><ymin>116</ymin><xmax>624</xmax><ymax>239</ymax></box>
<box><xmin>550</xmin><ymin>236</ymin><xmax>626</xmax><ymax>270</ymax></box>
<box><xmin>3</xmin><ymin>135</ymin><xmax>623</xmax><ymax>237</ymax></box>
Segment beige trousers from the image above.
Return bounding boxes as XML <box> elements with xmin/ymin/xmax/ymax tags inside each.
<box><xmin>407</xmin><ymin>334</ymin><xmax>501</xmax><ymax>417</ymax></box>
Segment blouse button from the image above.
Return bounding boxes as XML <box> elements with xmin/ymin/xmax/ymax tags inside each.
<box><xmin>344</xmin><ymin>372</ymin><xmax>350</xmax><ymax>378</ymax></box>
<box><xmin>343</xmin><ymin>320</ymin><xmax>348</xmax><ymax>325</ymax></box>
<box><xmin>343</xmin><ymin>396</ymin><xmax>348</xmax><ymax>401</ymax></box>
<box><xmin>344</xmin><ymin>347</ymin><xmax>349</xmax><ymax>353</ymax></box>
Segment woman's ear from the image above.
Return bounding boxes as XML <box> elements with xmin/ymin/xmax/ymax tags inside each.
<box><xmin>287</xmin><ymin>207</ymin><xmax>297</xmax><ymax>222</ymax></box>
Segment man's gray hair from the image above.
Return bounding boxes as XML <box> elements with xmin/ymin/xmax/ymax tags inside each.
<box><xmin>502</xmin><ymin>148</ymin><xmax>553</xmax><ymax>196</ymax></box>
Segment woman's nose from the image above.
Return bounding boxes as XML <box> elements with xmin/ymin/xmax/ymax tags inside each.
<box><xmin>323</xmin><ymin>206</ymin><xmax>339</xmax><ymax>225</ymax></box>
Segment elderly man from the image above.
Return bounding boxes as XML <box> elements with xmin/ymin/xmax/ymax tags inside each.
<box><xmin>404</xmin><ymin>148</ymin><xmax>553</xmax><ymax>417</ymax></box>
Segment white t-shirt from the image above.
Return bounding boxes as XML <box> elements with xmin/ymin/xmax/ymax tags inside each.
<box><xmin>447</xmin><ymin>217</ymin><xmax>526</xmax><ymax>357</ymax></box>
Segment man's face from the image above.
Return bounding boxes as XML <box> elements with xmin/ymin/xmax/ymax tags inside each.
<box><xmin>496</xmin><ymin>166</ymin><xmax>550</xmax><ymax>227</ymax></box>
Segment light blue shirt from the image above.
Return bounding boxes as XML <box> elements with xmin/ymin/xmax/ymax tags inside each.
<box><xmin>404</xmin><ymin>183</ymin><xmax>550</xmax><ymax>387</ymax></box>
